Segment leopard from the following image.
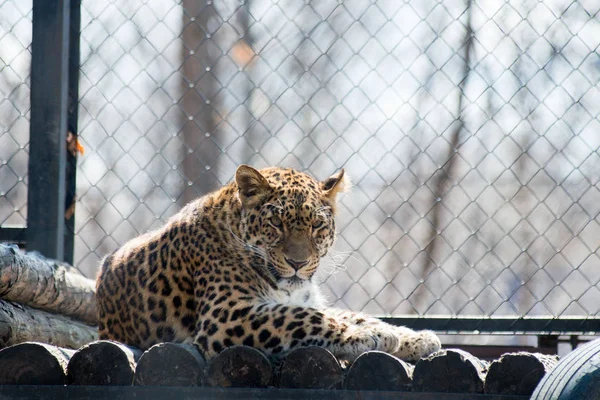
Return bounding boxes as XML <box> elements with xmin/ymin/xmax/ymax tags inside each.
<box><xmin>96</xmin><ymin>165</ymin><xmax>441</xmax><ymax>362</ymax></box>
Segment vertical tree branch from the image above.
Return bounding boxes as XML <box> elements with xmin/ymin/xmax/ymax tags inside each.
<box><xmin>415</xmin><ymin>0</ymin><xmax>474</xmax><ymax>313</ymax></box>
<box><xmin>180</xmin><ymin>2</ymin><xmax>218</xmax><ymax>205</ymax></box>
<box><xmin>236</xmin><ymin>1</ymin><xmax>256</xmax><ymax>163</ymax></box>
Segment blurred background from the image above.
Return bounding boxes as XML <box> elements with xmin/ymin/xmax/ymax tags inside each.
<box><xmin>1</xmin><ymin>0</ymin><xmax>600</xmax><ymax>330</ymax></box>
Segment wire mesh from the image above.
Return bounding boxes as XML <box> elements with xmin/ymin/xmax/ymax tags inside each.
<box><xmin>0</xmin><ymin>0</ymin><xmax>31</xmax><ymax>228</ymax></box>
<box><xmin>2</xmin><ymin>0</ymin><xmax>600</xmax><ymax>320</ymax></box>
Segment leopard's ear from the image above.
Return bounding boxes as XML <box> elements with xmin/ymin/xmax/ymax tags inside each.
<box><xmin>320</xmin><ymin>169</ymin><xmax>350</xmax><ymax>202</ymax></box>
<box><xmin>235</xmin><ymin>165</ymin><xmax>272</xmax><ymax>208</ymax></box>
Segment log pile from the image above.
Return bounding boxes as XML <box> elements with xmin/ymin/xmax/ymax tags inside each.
<box><xmin>0</xmin><ymin>244</ymin><xmax>97</xmax><ymax>350</ymax></box>
<box><xmin>0</xmin><ymin>244</ymin><xmax>96</xmax><ymax>323</ymax></box>
<box><xmin>0</xmin><ymin>340</ymin><xmax>559</xmax><ymax>397</ymax></box>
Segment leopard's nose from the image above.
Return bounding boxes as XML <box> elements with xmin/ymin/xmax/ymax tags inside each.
<box><xmin>285</xmin><ymin>258</ymin><xmax>309</xmax><ymax>270</ymax></box>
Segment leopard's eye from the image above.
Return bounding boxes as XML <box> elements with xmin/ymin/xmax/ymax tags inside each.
<box><xmin>269</xmin><ymin>215</ymin><xmax>283</xmax><ymax>228</ymax></box>
<box><xmin>312</xmin><ymin>219</ymin><xmax>325</xmax><ymax>229</ymax></box>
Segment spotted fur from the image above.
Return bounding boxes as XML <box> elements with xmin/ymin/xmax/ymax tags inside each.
<box><xmin>96</xmin><ymin>165</ymin><xmax>441</xmax><ymax>362</ymax></box>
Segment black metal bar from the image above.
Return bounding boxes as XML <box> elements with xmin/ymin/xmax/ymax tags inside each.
<box><xmin>0</xmin><ymin>227</ymin><xmax>27</xmax><ymax>243</ymax></box>
<box><xmin>381</xmin><ymin>316</ymin><xmax>600</xmax><ymax>335</ymax></box>
<box><xmin>0</xmin><ymin>385</ymin><xmax>529</xmax><ymax>400</ymax></box>
<box><xmin>63</xmin><ymin>0</ymin><xmax>81</xmax><ymax>265</ymax></box>
<box><xmin>27</xmin><ymin>0</ymin><xmax>71</xmax><ymax>261</ymax></box>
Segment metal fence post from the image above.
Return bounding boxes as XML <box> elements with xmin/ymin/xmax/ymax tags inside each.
<box><xmin>64</xmin><ymin>0</ymin><xmax>81</xmax><ymax>265</ymax></box>
<box><xmin>27</xmin><ymin>0</ymin><xmax>72</xmax><ymax>261</ymax></box>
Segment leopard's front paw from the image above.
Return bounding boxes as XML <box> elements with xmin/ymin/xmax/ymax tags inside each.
<box><xmin>337</xmin><ymin>326</ymin><xmax>401</xmax><ymax>361</ymax></box>
<box><xmin>392</xmin><ymin>329</ymin><xmax>441</xmax><ymax>363</ymax></box>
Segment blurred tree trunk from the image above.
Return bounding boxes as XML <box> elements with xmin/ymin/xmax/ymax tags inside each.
<box><xmin>236</xmin><ymin>1</ymin><xmax>256</xmax><ymax>164</ymax></box>
<box><xmin>415</xmin><ymin>0</ymin><xmax>474</xmax><ymax>313</ymax></box>
<box><xmin>180</xmin><ymin>1</ymin><xmax>219</xmax><ymax>205</ymax></box>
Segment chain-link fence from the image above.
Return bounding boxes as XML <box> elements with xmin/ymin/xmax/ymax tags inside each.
<box><xmin>2</xmin><ymin>0</ymin><xmax>600</xmax><ymax>320</ymax></box>
<box><xmin>0</xmin><ymin>0</ymin><xmax>30</xmax><ymax>229</ymax></box>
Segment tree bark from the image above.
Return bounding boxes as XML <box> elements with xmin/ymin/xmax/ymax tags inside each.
<box><xmin>0</xmin><ymin>299</ymin><xmax>97</xmax><ymax>349</ymax></box>
<box><xmin>0</xmin><ymin>342</ymin><xmax>75</xmax><ymax>385</ymax></box>
<box><xmin>0</xmin><ymin>244</ymin><xmax>97</xmax><ymax>325</ymax></box>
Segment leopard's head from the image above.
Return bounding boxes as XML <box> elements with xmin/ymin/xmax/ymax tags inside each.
<box><xmin>235</xmin><ymin>165</ymin><xmax>348</xmax><ymax>285</ymax></box>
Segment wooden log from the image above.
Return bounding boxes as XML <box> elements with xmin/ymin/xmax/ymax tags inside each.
<box><xmin>345</xmin><ymin>351</ymin><xmax>413</xmax><ymax>391</ymax></box>
<box><xmin>0</xmin><ymin>342</ymin><xmax>75</xmax><ymax>385</ymax></box>
<box><xmin>207</xmin><ymin>346</ymin><xmax>272</xmax><ymax>388</ymax></box>
<box><xmin>278</xmin><ymin>346</ymin><xmax>343</xmax><ymax>389</ymax></box>
<box><xmin>0</xmin><ymin>299</ymin><xmax>97</xmax><ymax>349</ymax></box>
<box><xmin>0</xmin><ymin>244</ymin><xmax>97</xmax><ymax>324</ymax></box>
<box><xmin>413</xmin><ymin>348</ymin><xmax>488</xmax><ymax>393</ymax></box>
<box><xmin>67</xmin><ymin>340</ymin><xmax>143</xmax><ymax>385</ymax></box>
<box><xmin>134</xmin><ymin>343</ymin><xmax>207</xmax><ymax>386</ymax></box>
<box><xmin>485</xmin><ymin>352</ymin><xmax>559</xmax><ymax>396</ymax></box>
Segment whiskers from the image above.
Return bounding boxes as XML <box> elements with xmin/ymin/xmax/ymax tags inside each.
<box><xmin>316</xmin><ymin>249</ymin><xmax>369</xmax><ymax>283</ymax></box>
<box><xmin>226</xmin><ymin>226</ymin><xmax>288</xmax><ymax>281</ymax></box>
<box><xmin>227</xmin><ymin>227</ymin><xmax>270</xmax><ymax>264</ymax></box>
<box><xmin>317</xmin><ymin>250</ymin><xmax>351</xmax><ymax>277</ymax></box>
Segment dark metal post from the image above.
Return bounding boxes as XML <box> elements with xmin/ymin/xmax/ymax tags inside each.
<box><xmin>64</xmin><ymin>0</ymin><xmax>81</xmax><ymax>264</ymax></box>
<box><xmin>27</xmin><ymin>0</ymin><xmax>71</xmax><ymax>260</ymax></box>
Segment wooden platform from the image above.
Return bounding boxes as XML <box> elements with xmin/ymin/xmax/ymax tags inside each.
<box><xmin>0</xmin><ymin>385</ymin><xmax>529</xmax><ymax>400</ymax></box>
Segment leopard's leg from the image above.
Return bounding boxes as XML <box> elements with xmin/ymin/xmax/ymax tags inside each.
<box><xmin>327</xmin><ymin>308</ymin><xmax>388</xmax><ymax>327</ymax></box>
<box><xmin>193</xmin><ymin>301</ymin><xmax>404</xmax><ymax>362</ymax></box>
<box><xmin>323</xmin><ymin>308</ymin><xmax>441</xmax><ymax>362</ymax></box>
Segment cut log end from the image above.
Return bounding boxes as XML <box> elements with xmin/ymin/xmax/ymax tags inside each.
<box><xmin>207</xmin><ymin>345</ymin><xmax>272</xmax><ymax>388</ymax></box>
<box><xmin>485</xmin><ymin>352</ymin><xmax>559</xmax><ymax>396</ymax></box>
<box><xmin>278</xmin><ymin>346</ymin><xmax>343</xmax><ymax>390</ymax></box>
<box><xmin>134</xmin><ymin>342</ymin><xmax>207</xmax><ymax>387</ymax></box>
<box><xmin>413</xmin><ymin>348</ymin><xmax>488</xmax><ymax>393</ymax></box>
<box><xmin>67</xmin><ymin>340</ymin><xmax>143</xmax><ymax>386</ymax></box>
<box><xmin>0</xmin><ymin>342</ymin><xmax>74</xmax><ymax>385</ymax></box>
<box><xmin>346</xmin><ymin>351</ymin><xmax>413</xmax><ymax>391</ymax></box>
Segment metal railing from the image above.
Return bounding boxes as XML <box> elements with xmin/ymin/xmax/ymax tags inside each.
<box><xmin>1</xmin><ymin>0</ymin><xmax>600</xmax><ymax>334</ymax></box>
